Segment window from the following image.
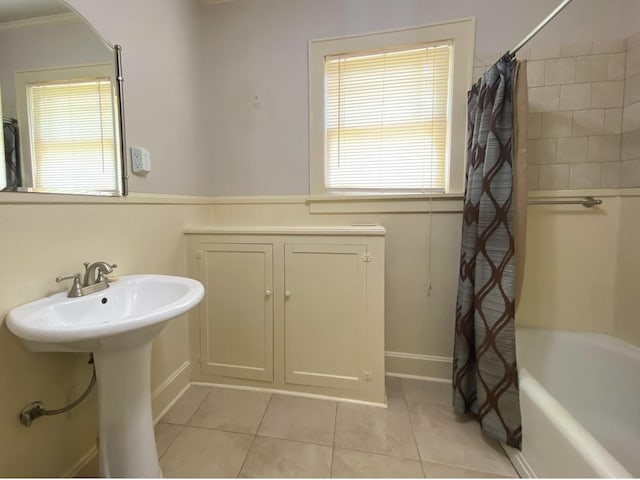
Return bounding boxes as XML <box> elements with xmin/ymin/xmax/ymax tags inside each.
<box><xmin>15</xmin><ymin>64</ymin><xmax>120</xmax><ymax>195</ymax></box>
<box><xmin>309</xmin><ymin>19</ymin><xmax>475</xmax><ymax>195</ymax></box>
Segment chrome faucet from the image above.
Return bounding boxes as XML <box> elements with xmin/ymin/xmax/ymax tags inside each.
<box><xmin>57</xmin><ymin>261</ymin><xmax>118</xmax><ymax>298</ymax></box>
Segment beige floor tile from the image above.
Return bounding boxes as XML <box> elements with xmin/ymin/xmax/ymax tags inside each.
<box><xmin>160</xmin><ymin>385</ymin><xmax>211</xmax><ymax>425</ymax></box>
<box><xmin>189</xmin><ymin>387</ymin><xmax>271</xmax><ymax>434</ymax></box>
<box><xmin>332</xmin><ymin>448</ymin><xmax>424</xmax><ymax>478</ymax></box>
<box><xmin>423</xmin><ymin>461</ymin><xmax>512</xmax><ymax>478</ymax></box>
<box><xmin>401</xmin><ymin>378</ymin><xmax>452</xmax><ymax>411</ymax></box>
<box><xmin>257</xmin><ymin>394</ymin><xmax>336</xmax><ymax>445</ymax></box>
<box><xmin>410</xmin><ymin>403</ymin><xmax>516</xmax><ymax>477</ymax></box>
<box><xmin>155</xmin><ymin>422</ymin><xmax>183</xmax><ymax>457</ymax></box>
<box><xmin>240</xmin><ymin>436</ymin><xmax>332</xmax><ymax>478</ymax></box>
<box><xmin>159</xmin><ymin>426</ymin><xmax>253</xmax><ymax>478</ymax></box>
<box><xmin>334</xmin><ymin>401</ymin><xmax>419</xmax><ymax>460</ymax></box>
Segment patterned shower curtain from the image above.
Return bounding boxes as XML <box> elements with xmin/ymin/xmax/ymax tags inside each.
<box><xmin>452</xmin><ymin>58</ymin><xmax>527</xmax><ymax>450</ymax></box>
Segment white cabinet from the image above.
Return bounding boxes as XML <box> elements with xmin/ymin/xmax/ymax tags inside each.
<box><xmin>197</xmin><ymin>243</ymin><xmax>273</xmax><ymax>382</ymax></box>
<box><xmin>186</xmin><ymin>226</ymin><xmax>385</xmax><ymax>404</ymax></box>
<box><xmin>284</xmin><ymin>244</ymin><xmax>366</xmax><ymax>390</ymax></box>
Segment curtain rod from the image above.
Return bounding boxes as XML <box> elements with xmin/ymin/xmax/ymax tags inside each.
<box><xmin>501</xmin><ymin>0</ymin><xmax>574</xmax><ymax>62</ymax></box>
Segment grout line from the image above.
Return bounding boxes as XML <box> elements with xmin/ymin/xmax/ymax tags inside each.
<box><xmin>236</xmin><ymin>393</ymin><xmax>273</xmax><ymax>477</ymax></box>
<box><xmin>183</xmin><ymin>385</ymin><xmax>214</xmax><ymax>427</ymax></box>
<box><xmin>330</xmin><ymin>401</ymin><xmax>338</xmax><ymax>477</ymax></box>
<box><xmin>398</xmin><ymin>378</ymin><xmax>427</xmax><ymax>477</ymax></box>
<box><xmin>157</xmin><ymin>423</ymin><xmax>185</xmax><ymax>462</ymax></box>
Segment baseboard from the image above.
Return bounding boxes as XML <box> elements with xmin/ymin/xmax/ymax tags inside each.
<box><xmin>151</xmin><ymin>361</ymin><xmax>191</xmax><ymax>422</ymax></box>
<box><xmin>502</xmin><ymin>442</ymin><xmax>536</xmax><ymax>478</ymax></box>
<box><xmin>385</xmin><ymin>372</ymin><xmax>452</xmax><ymax>383</ymax></box>
<box><xmin>64</xmin><ymin>445</ymin><xmax>98</xmax><ymax>478</ymax></box>
<box><xmin>190</xmin><ymin>381</ymin><xmax>387</xmax><ymax>408</ymax></box>
<box><xmin>385</xmin><ymin>350</ymin><xmax>452</xmax><ymax>380</ymax></box>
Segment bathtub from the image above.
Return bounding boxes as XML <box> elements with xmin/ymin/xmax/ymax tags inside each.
<box><xmin>503</xmin><ymin>328</ymin><xmax>639</xmax><ymax>478</ymax></box>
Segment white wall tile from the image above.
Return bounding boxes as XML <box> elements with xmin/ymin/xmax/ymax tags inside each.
<box><xmin>622</xmin><ymin>130</ymin><xmax>640</xmax><ymax>161</ymax></box>
<box><xmin>627</xmin><ymin>31</ymin><xmax>640</xmax><ymax>50</ymax></box>
<box><xmin>559</xmin><ymin>83</ymin><xmax>592</xmax><ymax>110</ymax></box>
<box><xmin>527</xmin><ymin>165</ymin><xmax>539</xmax><ymax>190</ymax></box>
<box><xmin>592</xmin><ymin>39</ymin><xmax>626</xmax><ymax>55</ymax></box>
<box><xmin>619</xmin><ymin>159</ymin><xmax>640</xmax><ymax>188</ymax></box>
<box><xmin>576</xmin><ymin>55</ymin><xmax>610</xmax><ymax>82</ymax></box>
<box><xmin>604</xmin><ymin>108</ymin><xmax>623</xmax><ymax>134</ymax></box>
<box><xmin>600</xmin><ymin>162</ymin><xmax>620</xmax><ymax>188</ymax></box>
<box><xmin>518</xmin><ymin>48</ymin><xmax>531</xmax><ymax>61</ymax></box>
<box><xmin>560</xmin><ymin>41</ymin><xmax>592</xmax><ymax>57</ymax></box>
<box><xmin>528</xmin><ymin>113</ymin><xmax>542</xmax><ymax>139</ymax></box>
<box><xmin>627</xmin><ymin>46</ymin><xmax>640</xmax><ymax>78</ymax></box>
<box><xmin>591</xmin><ymin>81</ymin><xmax>624</xmax><ymax>108</ymax></box>
<box><xmin>557</xmin><ymin>137</ymin><xmax>588</xmax><ymax>163</ymax></box>
<box><xmin>624</xmin><ymin>74</ymin><xmax>640</xmax><ymax>106</ymax></box>
<box><xmin>529</xmin><ymin>86</ymin><xmax>561</xmax><ymax>112</ymax></box>
<box><xmin>531</xmin><ymin>44</ymin><xmax>561</xmax><ymax>60</ymax></box>
<box><xmin>541</xmin><ymin>111</ymin><xmax>573</xmax><ymax>137</ymax></box>
<box><xmin>545</xmin><ymin>58</ymin><xmax>576</xmax><ymax>85</ymax></box>
<box><xmin>587</xmin><ymin>135</ymin><xmax>621</xmax><ymax>163</ymax></box>
<box><xmin>608</xmin><ymin>53</ymin><xmax>626</xmax><ymax>81</ymax></box>
<box><xmin>526</xmin><ymin>60</ymin><xmax>546</xmax><ymax>87</ymax></box>
<box><xmin>623</xmin><ymin>102</ymin><xmax>640</xmax><ymax>132</ymax></box>
<box><xmin>573</xmin><ymin>109</ymin><xmax>605</xmax><ymax>136</ymax></box>
<box><xmin>539</xmin><ymin>164</ymin><xmax>570</xmax><ymax>189</ymax></box>
<box><xmin>569</xmin><ymin>163</ymin><xmax>601</xmax><ymax>188</ymax></box>
<box><xmin>528</xmin><ymin>138</ymin><xmax>557</xmax><ymax>164</ymax></box>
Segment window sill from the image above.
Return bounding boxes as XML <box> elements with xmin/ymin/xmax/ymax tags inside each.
<box><xmin>306</xmin><ymin>193</ymin><xmax>464</xmax><ymax>214</ymax></box>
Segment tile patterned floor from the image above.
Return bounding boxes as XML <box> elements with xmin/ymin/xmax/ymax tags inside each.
<box><xmin>155</xmin><ymin>378</ymin><xmax>519</xmax><ymax>478</ymax></box>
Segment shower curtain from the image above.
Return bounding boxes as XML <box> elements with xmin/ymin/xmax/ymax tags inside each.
<box><xmin>3</xmin><ymin>120</ymin><xmax>21</xmax><ymax>190</ymax></box>
<box><xmin>452</xmin><ymin>59</ymin><xmax>528</xmax><ymax>449</ymax></box>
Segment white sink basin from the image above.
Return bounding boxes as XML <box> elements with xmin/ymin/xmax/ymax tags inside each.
<box><xmin>7</xmin><ymin>274</ymin><xmax>204</xmax><ymax>478</ymax></box>
<box><xmin>7</xmin><ymin>274</ymin><xmax>204</xmax><ymax>352</ymax></box>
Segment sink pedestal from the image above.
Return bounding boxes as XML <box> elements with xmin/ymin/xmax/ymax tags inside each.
<box><xmin>94</xmin><ymin>341</ymin><xmax>161</xmax><ymax>478</ymax></box>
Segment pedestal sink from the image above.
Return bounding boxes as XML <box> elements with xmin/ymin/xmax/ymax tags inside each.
<box><xmin>6</xmin><ymin>274</ymin><xmax>204</xmax><ymax>478</ymax></box>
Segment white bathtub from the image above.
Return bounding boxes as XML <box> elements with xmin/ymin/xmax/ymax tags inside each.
<box><xmin>503</xmin><ymin>328</ymin><xmax>640</xmax><ymax>478</ymax></box>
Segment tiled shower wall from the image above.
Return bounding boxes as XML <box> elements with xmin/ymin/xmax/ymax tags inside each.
<box><xmin>621</xmin><ymin>32</ymin><xmax>640</xmax><ymax>187</ymax></box>
<box><xmin>526</xmin><ymin>40</ymin><xmax>626</xmax><ymax>190</ymax></box>
<box><xmin>474</xmin><ymin>34</ymin><xmax>640</xmax><ymax>190</ymax></box>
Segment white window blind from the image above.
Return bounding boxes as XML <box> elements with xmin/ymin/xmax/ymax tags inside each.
<box><xmin>28</xmin><ymin>78</ymin><xmax>117</xmax><ymax>193</ymax></box>
<box><xmin>325</xmin><ymin>43</ymin><xmax>452</xmax><ymax>192</ymax></box>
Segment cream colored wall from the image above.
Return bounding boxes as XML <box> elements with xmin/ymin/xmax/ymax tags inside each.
<box><xmin>613</xmin><ymin>195</ymin><xmax>640</xmax><ymax>347</ymax></box>
<box><xmin>517</xmin><ymin>192</ymin><xmax>620</xmax><ymax>333</ymax></box>
<box><xmin>0</xmin><ymin>196</ymin><xmax>210</xmax><ymax>477</ymax></box>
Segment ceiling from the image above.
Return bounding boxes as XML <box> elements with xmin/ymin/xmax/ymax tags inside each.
<box><xmin>0</xmin><ymin>0</ymin><xmax>71</xmax><ymax>24</ymax></box>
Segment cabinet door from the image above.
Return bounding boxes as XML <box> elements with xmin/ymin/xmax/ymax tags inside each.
<box><xmin>198</xmin><ymin>243</ymin><xmax>273</xmax><ymax>382</ymax></box>
<box><xmin>284</xmin><ymin>244</ymin><xmax>366</xmax><ymax>389</ymax></box>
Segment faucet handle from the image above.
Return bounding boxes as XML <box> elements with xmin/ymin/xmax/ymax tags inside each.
<box><xmin>96</xmin><ymin>263</ymin><xmax>118</xmax><ymax>283</ymax></box>
<box><xmin>56</xmin><ymin>273</ymin><xmax>83</xmax><ymax>298</ymax></box>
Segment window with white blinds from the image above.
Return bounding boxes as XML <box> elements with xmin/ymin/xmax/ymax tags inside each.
<box><xmin>325</xmin><ymin>43</ymin><xmax>452</xmax><ymax>192</ymax></box>
<box><xmin>28</xmin><ymin>77</ymin><xmax>117</xmax><ymax>193</ymax></box>
<box><xmin>309</xmin><ymin>19</ymin><xmax>475</xmax><ymax>197</ymax></box>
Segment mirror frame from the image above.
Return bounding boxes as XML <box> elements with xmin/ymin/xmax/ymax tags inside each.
<box><xmin>114</xmin><ymin>45</ymin><xmax>128</xmax><ymax>196</ymax></box>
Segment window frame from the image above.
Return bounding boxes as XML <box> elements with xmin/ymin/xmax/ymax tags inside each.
<box><xmin>308</xmin><ymin>18</ymin><xmax>475</xmax><ymax>196</ymax></box>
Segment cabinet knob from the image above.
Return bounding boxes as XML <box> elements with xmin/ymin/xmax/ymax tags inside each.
<box><xmin>265</xmin><ymin>289</ymin><xmax>272</xmax><ymax>296</ymax></box>
<box><xmin>284</xmin><ymin>290</ymin><xmax>291</xmax><ymax>297</ymax></box>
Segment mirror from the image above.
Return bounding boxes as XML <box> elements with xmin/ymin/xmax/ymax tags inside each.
<box><xmin>0</xmin><ymin>0</ymin><xmax>127</xmax><ymax>196</ymax></box>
